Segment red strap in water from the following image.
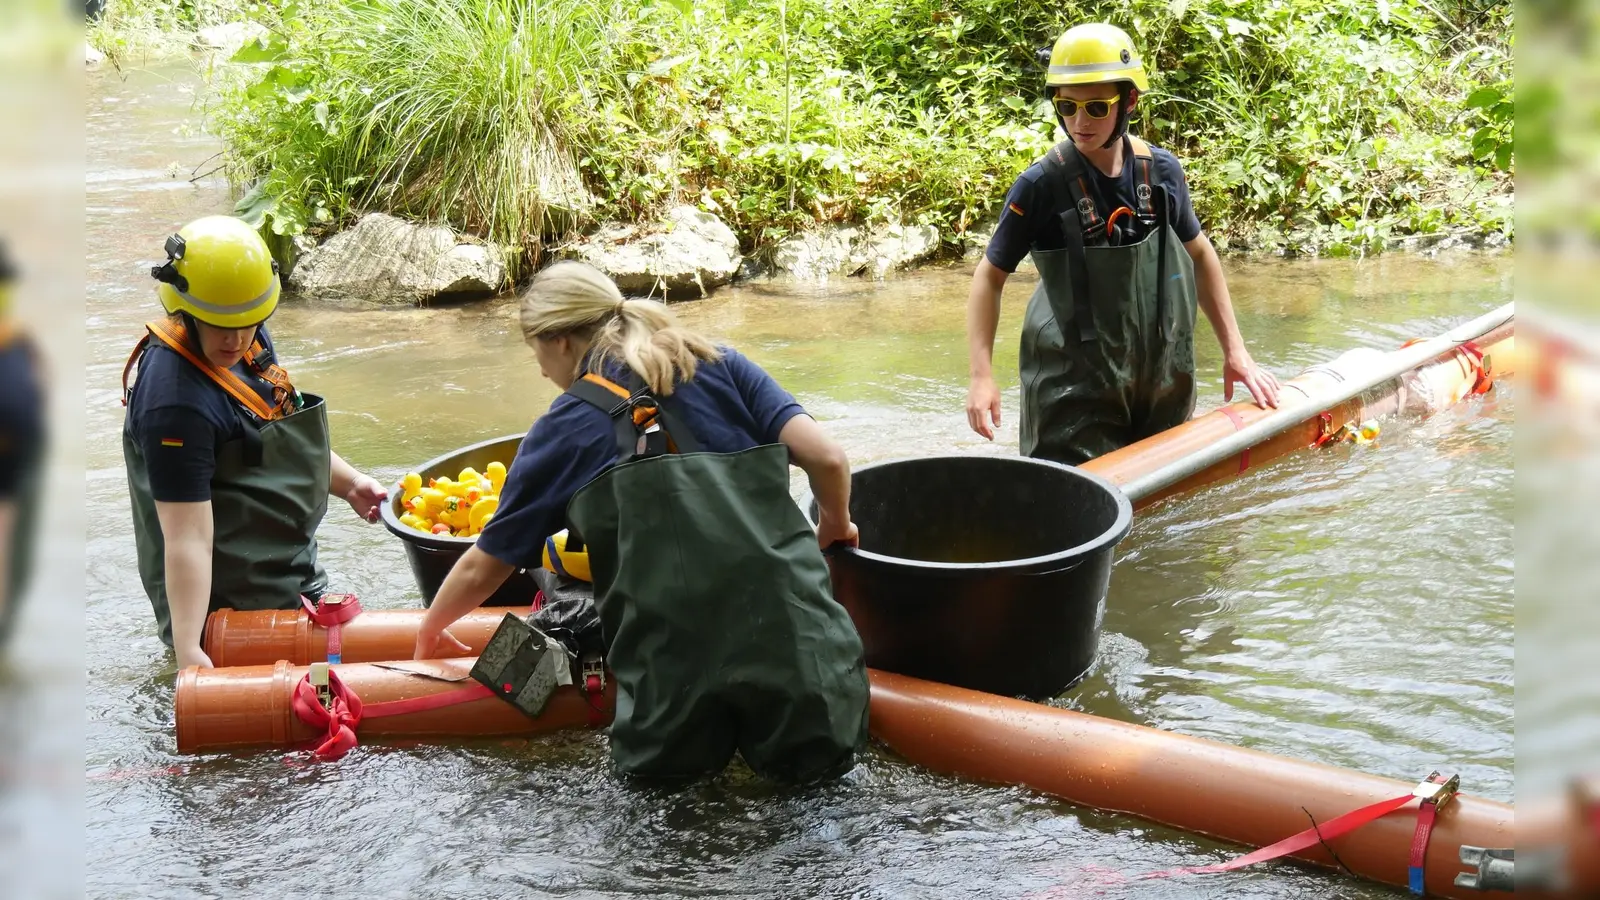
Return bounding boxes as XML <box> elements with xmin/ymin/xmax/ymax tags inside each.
<box><xmin>585</xmin><ymin>671</ymin><xmax>607</xmax><ymax>727</ymax></box>
<box><xmin>1218</xmin><ymin>405</ymin><xmax>1250</xmax><ymax>472</ymax></box>
<box><xmin>1126</xmin><ymin>791</ymin><xmax>1418</xmax><ymax>883</ymax></box>
<box><xmin>1312</xmin><ymin>409</ymin><xmax>1337</xmax><ymax>445</ymax></box>
<box><xmin>363</xmin><ymin>683</ymin><xmax>496</xmax><ymax>718</ymax></box>
<box><xmin>1457</xmin><ymin>341</ymin><xmax>1494</xmax><ymax>395</ymax></box>
<box><xmin>291</xmin><ymin>668</ymin><xmax>496</xmax><ymax>761</ymax></box>
<box><xmin>1408</xmin><ymin>795</ymin><xmax>1441</xmax><ymax>894</ymax></box>
<box><xmin>292</xmin><ymin>668</ymin><xmax>363</xmax><ymax>761</ymax></box>
<box><xmin>302</xmin><ymin>594</ymin><xmax>362</xmax><ymax>664</ymax></box>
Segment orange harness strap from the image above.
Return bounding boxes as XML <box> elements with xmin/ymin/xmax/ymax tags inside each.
<box><xmin>122</xmin><ymin>318</ymin><xmax>296</xmax><ymax>421</ymax></box>
<box><xmin>580</xmin><ymin>373</ymin><xmax>664</xmax><ymax>430</ymax></box>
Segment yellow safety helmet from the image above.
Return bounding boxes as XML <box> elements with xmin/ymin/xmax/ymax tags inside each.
<box><xmin>1045</xmin><ymin>23</ymin><xmax>1149</xmax><ymax>92</ymax></box>
<box><xmin>541</xmin><ymin>529</ymin><xmax>592</xmax><ymax>582</ymax></box>
<box><xmin>150</xmin><ymin>215</ymin><xmax>280</xmax><ymax>329</ymax></box>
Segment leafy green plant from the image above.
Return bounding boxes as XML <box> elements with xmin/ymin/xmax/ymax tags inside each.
<box><xmin>205</xmin><ymin>0</ymin><xmax>1512</xmax><ymax>265</ymax></box>
<box><xmin>1464</xmin><ymin>80</ymin><xmax>1513</xmax><ymax>172</ymax></box>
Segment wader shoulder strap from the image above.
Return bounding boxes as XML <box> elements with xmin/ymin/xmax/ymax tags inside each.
<box><xmin>1042</xmin><ymin>142</ymin><xmax>1099</xmax><ymax>343</ymax></box>
<box><xmin>1154</xmin><ymin>184</ymin><xmax>1174</xmax><ymax>342</ymax></box>
<box><xmin>121</xmin><ymin>334</ymin><xmax>153</xmax><ymax>407</ymax></box>
<box><xmin>1125</xmin><ymin>136</ymin><xmax>1157</xmax><ymax>225</ymax></box>
<box><xmin>1043</xmin><ymin>141</ymin><xmax>1105</xmax><ymax>241</ymax></box>
<box><xmin>136</xmin><ymin>318</ymin><xmax>293</xmax><ymax>421</ymax></box>
<box><xmin>565</xmin><ymin>373</ymin><xmax>704</xmax><ymax>461</ymax></box>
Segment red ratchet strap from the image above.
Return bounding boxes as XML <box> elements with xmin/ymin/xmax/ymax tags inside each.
<box><xmin>1218</xmin><ymin>405</ymin><xmax>1250</xmax><ymax>472</ymax></box>
<box><xmin>1313</xmin><ymin>411</ymin><xmax>1338</xmax><ymax>447</ymax></box>
<box><xmin>1118</xmin><ymin>771</ymin><xmax>1458</xmax><ymax>895</ymax></box>
<box><xmin>1408</xmin><ymin>772</ymin><xmax>1459</xmax><ymax>894</ymax></box>
<box><xmin>291</xmin><ymin>666</ymin><xmax>495</xmax><ymax>761</ymax></box>
<box><xmin>1401</xmin><ymin>337</ymin><xmax>1494</xmax><ymax>396</ymax></box>
<box><xmin>1456</xmin><ymin>341</ymin><xmax>1494</xmax><ymax>395</ymax></box>
<box><xmin>530</xmin><ymin>590</ymin><xmax>545</xmax><ymax>614</ymax></box>
<box><xmin>581</xmin><ymin>656</ymin><xmax>608</xmax><ymax>727</ymax></box>
<box><xmin>302</xmin><ymin>593</ymin><xmax>363</xmax><ymax>665</ymax></box>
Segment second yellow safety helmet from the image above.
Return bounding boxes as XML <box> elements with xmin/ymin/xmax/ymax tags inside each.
<box><xmin>150</xmin><ymin>215</ymin><xmax>280</xmax><ymax>329</ymax></box>
<box><xmin>1045</xmin><ymin>23</ymin><xmax>1149</xmax><ymax>92</ymax></box>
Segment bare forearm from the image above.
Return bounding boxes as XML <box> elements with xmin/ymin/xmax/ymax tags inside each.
<box><xmin>420</xmin><ymin>546</ymin><xmax>514</xmax><ymax>636</ymax></box>
<box><xmin>1188</xmin><ymin>235</ymin><xmax>1246</xmax><ymax>357</ymax></box>
<box><xmin>967</xmin><ymin>259</ymin><xmax>1007</xmax><ymax>379</ymax></box>
<box><xmin>164</xmin><ymin>533</ymin><xmax>213</xmax><ymax>652</ymax></box>
<box><xmin>803</xmin><ymin>446</ymin><xmax>851</xmax><ymax>528</ymax></box>
<box><xmin>778</xmin><ymin>415</ymin><xmax>851</xmax><ymax>526</ymax></box>
<box><xmin>329</xmin><ymin>450</ymin><xmax>361</xmax><ymax>499</ymax></box>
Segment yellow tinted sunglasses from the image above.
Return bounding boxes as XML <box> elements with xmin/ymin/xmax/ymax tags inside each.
<box><xmin>1052</xmin><ymin>96</ymin><xmax>1122</xmax><ymax>120</ymax></box>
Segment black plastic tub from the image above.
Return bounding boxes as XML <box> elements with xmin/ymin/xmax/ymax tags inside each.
<box><xmin>379</xmin><ymin>433</ymin><xmax>542</xmax><ymax>608</ymax></box>
<box><xmin>802</xmin><ymin>455</ymin><xmax>1132</xmax><ymax>698</ymax></box>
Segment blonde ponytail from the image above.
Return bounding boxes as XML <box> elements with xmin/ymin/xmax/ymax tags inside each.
<box><xmin>519</xmin><ymin>261</ymin><xmax>721</xmax><ymax>395</ymax></box>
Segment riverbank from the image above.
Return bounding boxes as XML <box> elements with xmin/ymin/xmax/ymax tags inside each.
<box><xmin>89</xmin><ymin>0</ymin><xmax>1513</xmax><ymax>287</ymax></box>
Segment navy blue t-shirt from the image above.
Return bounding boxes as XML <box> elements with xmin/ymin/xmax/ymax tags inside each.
<box><xmin>475</xmin><ymin>347</ymin><xmax>806</xmax><ymax>570</ymax></box>
<box><xmin>985</xmin><ymin>138</ymin><xmax>1202</xmax><ymax>274</ymax></box>
<box><xmin>124</xmin><ymin>325</ymin><xmax>283</xmax><ymax>503</ymax></box>
<box><xmin>0</xmin><ymin>334</ymin><xmax>45</xmax><ymax>498</ymax></box>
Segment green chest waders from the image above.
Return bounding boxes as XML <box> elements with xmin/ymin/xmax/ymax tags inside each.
<box><xmin>564</xmin><ymin>374</ymin><xmax>869</xmax><ymax>784</ymax></box>
<box><xmin>124</xmin><ymin>393</ymin><xmax>331</xmax><ymax>647</ymax></box>
<box><xmin>0</xmin><ymin>445</ymin><xmax>42</xmax><ymax>647</ymax></box>
<box><xmin>1018</xmin><ymin>137</ymin><xmax>1200</xmax><ymax>466</ymax></box>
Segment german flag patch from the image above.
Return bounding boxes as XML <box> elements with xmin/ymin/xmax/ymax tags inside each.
<box><xmin>1007</xmin><ymin>202</ymin><xmax>1025</xmax><ymax>217</ymax></box>
<box><xmin>160</xmin><ymin>438</ymin><xmax>184</xmax><ymax>448</ymax></box>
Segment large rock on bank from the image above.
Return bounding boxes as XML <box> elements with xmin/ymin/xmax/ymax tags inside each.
<box><xmin>772</xmin><ymin>223</ymin><xmax>940</xmax><ymax>280</ymax></box>
<box><xmin>569</xmin><ymin>206</ymin><xmax>742</xmax><ymax>300</ymax></box>
<box><xmin>288</xmin><ymin>213</ymin><xmax>507</xmax><ymax>305</ymax></box>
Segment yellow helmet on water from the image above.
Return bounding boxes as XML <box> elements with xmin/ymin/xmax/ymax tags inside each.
<box><xmin>150</xmin><ymin>215</ymin><xmax>280</xmax><ymax>329</ymax></box>
<box><xmin>1045</xmin><ymin>23</ymin><xmax>1149</xmax><ymax>92</ymax></box>
<box><xmin>542</xmin><ymin>529</ymin><xmax>592</xmax><ymax>582</ymax></box>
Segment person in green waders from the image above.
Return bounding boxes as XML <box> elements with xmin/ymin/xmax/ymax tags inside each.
<box><xmin>414</xmin><ymin>261</ymin><xmax>869</xmax><ymax>785</ymax></box>
<box><xmin>966</xmin><ymin>22</ymin><xmax>1282</xmax><ymax>465</ymax></box>
<box><xmin>0</xmin><ymin>240</ymin><xmax>46</xmax><ymax>650</ymax></box>
<box><xmin>121</xmin><ymin>215</ymin><xmax>390</xmax><ymax>670</ymax></box>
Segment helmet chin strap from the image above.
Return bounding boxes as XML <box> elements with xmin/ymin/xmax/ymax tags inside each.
<box><xmin>1101</xmin><ymin>83</ymin><xmax>1133</xmax><ymax>149</ymax></box>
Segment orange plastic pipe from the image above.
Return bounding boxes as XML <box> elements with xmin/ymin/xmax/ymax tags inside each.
<box><xmin>204</xmin><ymin>606</ymin><xmax>529</xmax><ymax>668</ymax></box>
<box><xmin>174</xmin><ymin>658</ymin><xmax>614</xmax><ymax>755</ymax></box>
<box><xmin>1083</xmin><ymin>324</ymin><xmax>1514</xmax><ymax>509</ymax></box>
<box><xmin>174</xmin><ymin>650</ymin><xmax>1588</xmax><ymax>896</ymax></box>
<box><xmin>867</xmin><ymin>669</ymin><xmax>1515</xmax><ymax>900</ymax></box>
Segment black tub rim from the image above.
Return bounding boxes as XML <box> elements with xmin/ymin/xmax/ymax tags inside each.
<box><xmin>378</xmin><ymin>432</ymin><xmax>527</xmax><ymax>552</ymax></box>
<box><xmin>798</xmin><ymin>453</ymin><xmax>1133</xmax><ymax>574</ymax></box>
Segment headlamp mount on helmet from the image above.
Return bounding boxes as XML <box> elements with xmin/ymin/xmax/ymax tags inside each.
<box><xmin>151</xmin><ymin>231</ymin><xmax>279</xmax><ymax>298</ymax></box>
<box><xmin>151</xmin><ymin>233</ymin><xmax>190</xmax><ymax>293</ymax></box>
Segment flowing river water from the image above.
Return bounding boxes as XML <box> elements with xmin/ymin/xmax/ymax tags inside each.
<box><xmin>79</xmin><ymin>62</ymin><xmax>1513</xmax><ymax>899</ymax></box>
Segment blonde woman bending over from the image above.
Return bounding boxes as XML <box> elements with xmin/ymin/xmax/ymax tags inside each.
<box><xmin>416</xmin><ymin>261</ymin><xmax>868</xmax><ymax>785</ymax></box>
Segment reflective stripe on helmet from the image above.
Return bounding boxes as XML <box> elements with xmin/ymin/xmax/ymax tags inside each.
<box><xmin>1048</xmin><ymin>59</ymin><xmax>1141</xmax><ymax>76</ymax></box>
<box><xmin>174</xmin><ymin>279</ymin><xmax>278</xmax><ymax>320</ymax></box>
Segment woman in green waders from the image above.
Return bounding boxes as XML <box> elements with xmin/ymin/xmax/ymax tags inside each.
<box><xmin>966</xmin><ymin>22</ymin><xmax>1281</xmax><ymax>465</ymax></box>
<box><xmin>122</xmin><ymin>216</ymin><xmax>390</xmax><ymax>670</ymax></box>
<box><xmin>415</xmin><ymin>261</ymin><xmax>869</xmax><ymax>784</ymax></box>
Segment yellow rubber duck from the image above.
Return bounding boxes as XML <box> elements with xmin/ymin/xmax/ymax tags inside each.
<box><xmin>416</xmin><ymin>487</ymin><xmax>447</xmax><ymax>516</ymax></box>
<box><xmin>401</xmin><ymin>472</ymin><xmax>423</xmax><ymax>501</ymax></box>
<box><xmin>486</xmin><ymin>461</ymin><xmax>507</xmax><ymax>492</ymax></box>
<box><xmin>469</xmin><ymin>496</ymin><xmax>499</xmax><ymax>532</ymax></box>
